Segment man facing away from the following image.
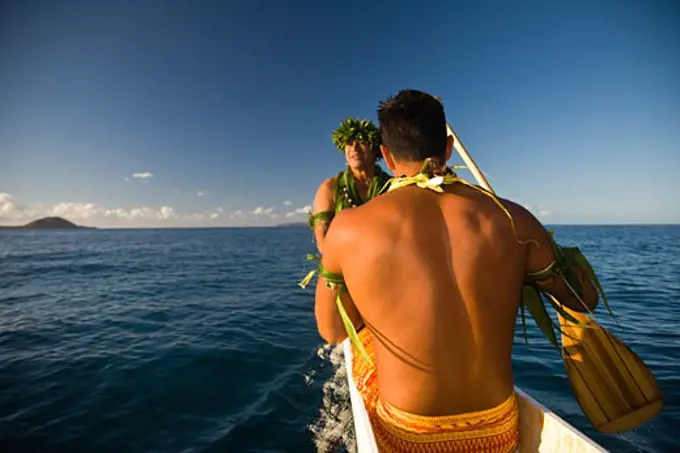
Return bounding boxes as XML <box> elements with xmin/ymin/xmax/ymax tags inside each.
<box><xmin>314</xmin><ymin>90</ymin><xmax>599</xmax><ymax>452</ymax></box>
<box><xmin>310</xmin><ymin>118</ymin><xmax>391</xmax><ymax>253</ymax></box>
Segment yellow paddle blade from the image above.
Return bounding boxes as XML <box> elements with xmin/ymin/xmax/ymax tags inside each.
<box><xmin>558</xmin><ymin>307</ymin><xmax>663</xmax><ymax>434</ymax></box>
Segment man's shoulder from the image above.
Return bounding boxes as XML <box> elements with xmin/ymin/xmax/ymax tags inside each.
<box><xmin>330</xmin><ymin>205</ymin><xmax>364</xmax><ymax>230</ymax></box>
<box><xmin>314</xmin><ymin>177</ymin><xmax>338</xmax><ymax>204</ymax></box>
<box><xmin>334</xmin><ymin>197</ymin><xmax>396</xmax><ymax>235</ymax></box>
<box><xmin>319</xmin><ymin>176</ymin><xmax>336</xmax><ymax>189</ymax></box>
<box><xmin>324</xmin><ymin>206</ymin><xmax>380</xmax><ymax>261</ymax></box>
<box><xmin>493</xmin><ymin>196</ymin><xmax>540</xmax><ymax>230</ymax></box>
<box><xmin>319</xmin><ymin>174</ymin><xmax>344</xmax><ymax>193</ymax></box>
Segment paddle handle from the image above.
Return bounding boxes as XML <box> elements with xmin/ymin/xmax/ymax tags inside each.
<box><xmin>433</xmin><ymin>94</ymin><xmax>494</xmax><ymax>192</ymax></box>
<box><xmin>446</xmin><ymin>123</ymin><xmax>494</xmax><ymax>193</ymax></box>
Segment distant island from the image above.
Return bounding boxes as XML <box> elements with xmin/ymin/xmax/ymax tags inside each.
<box><xmin>275</xmin><ymin>221</ymin><xmax>307</xmax><ymax>228</ymax></box>
<box><xmin>0</xmin><ymin>216</ymin><xmax>95</xmax><ymax>230</ymax></box>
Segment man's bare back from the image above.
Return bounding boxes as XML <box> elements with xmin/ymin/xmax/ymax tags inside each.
<box><xmin>317</xmin><ymin>181</ymin><xmax>598</xmax><ymax>417</ymax></box>
<box><xmin>324</xmin><ymin>181</ymin><xmax>525</xmax><ymax>416</ymax></box>
<box><xmin>313</xmin><ymin>89</ymin><xmax>598</xmax><ymax>423</ymax></box>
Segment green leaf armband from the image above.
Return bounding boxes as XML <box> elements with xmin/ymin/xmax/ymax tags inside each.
<box><xmin>298</xmin><ymin>260</ymin><xmax>371</xmax><ymax>364</ymax></box>
<box><xmin>308</xmin><ymin>210</ymin><xmax>335</xmax><ymax>229</ymax></box>
<box><xmin>520</xmin><ymin>232</ymin><xmax>616</xmax><ymax>348</ymax></box>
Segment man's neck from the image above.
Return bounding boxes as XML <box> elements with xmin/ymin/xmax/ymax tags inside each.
<box><xmin>393</xmin><ymin>161</ymin><xmax>426</xmax><ymax>178</ymax></box>
<box><xmin>348</xmin><ymin>166</ymin><xmax>375</xmax><ymax>183</ymax></box>
<box><xmin>394</xmin><ymin>158</ymin><xmax>447</xmax><ymax>178</ymax></box>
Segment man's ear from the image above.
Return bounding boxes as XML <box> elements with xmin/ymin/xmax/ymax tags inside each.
<box><xmin>445</xmin><ymin>134</ymin><xmax>454</xmax><ymax>162</ymax></box>
<box><xmin>381</xmin><ymin>144</ymin><xmax>397</xmax><ymax>173</ymax></box>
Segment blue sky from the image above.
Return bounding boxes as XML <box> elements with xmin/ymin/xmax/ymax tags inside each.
<box><xmin>1</xmin><ymin>0</ymin><xmax>678</xmax><ymax>227</ymax></box>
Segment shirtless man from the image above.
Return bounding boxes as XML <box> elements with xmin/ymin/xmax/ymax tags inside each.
<box><xmin>314</xmin><ymin>90</ymin><xmax>599</xmax><ymax>450</ymax></box>
<box><xmin>310</xmin><ymin>118</ymin><xmax>391</xmax><ymax>253</ymax></box>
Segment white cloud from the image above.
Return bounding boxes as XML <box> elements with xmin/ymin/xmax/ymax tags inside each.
<box><xmin>285</xmin><ymin>204</ymin><xmax>312</xmax><ymax>218</ymax></box>
<box><xmin>197</xmin><ymin>192</ymin><xmax>204</xmax><ymax>197</ymax></box>
<box><xmin>185</xmin><ymin>213</ymin><xmax>205</xmax><ymax>221</ymax></box>
<box><xmin>1</xmin><ymin>193</ymin><xmax>315</xmax><ymax>227</ymax></box>
<box><xmin>133</xmin><ymin>172</ymin><xmax>154</xmax><ymax>179</ymax></box>
<box><xmin>252</xmin><ymin>206</ymin><xmax>274</xmax><ymax>216</ymax></box>
<box><xmin>45</xmin><ymin>203</ymin><xmax>179</xmax><ymax>221</ymax></box>
<box><xmin>127</xmin><ymin>208</ymin><xmax>149</xmax><ymax>220</ymax></box>
<box><xmin>104</xmin><ymin>208</ymin><xmax>126</xmax><ymax>218</ymax></box>
<box><xmin>158</xmin><ymin>206</ymin><xmax>177</xmax><ymax>220</ymax></box>
<box><xmin>0</xmin><ymin>193</ymin><xmax>20</xmax><ymax>218</ymax></box>
<box><xmin>207</xmin><ymin>206</ymin><xmax>224</xmax><ymax>220</ymax></box>
<box><xmin>0</xmin><ymin>192</ymin><xmax>14</xmax><ymax>210</ymax></box>
<box><xmin>0</xmin><ymin>192</ymin><xmax>184</xmax><ymax>227</ymax></box>
<box><xmin>124</xmin><ymin>177</ymin><xmax>130</xmax><ymax>182</ymax></box>
<box><xmin>0</xmin><ymin>193</ymin><xmax>43</xmax><ymax>221</ymax></box>
<box><xmin>50</xmin><ymin>202</ymin><xmax>100</xmax><ymax>220</ymax></box>
<box><xmin>283</xmin><ymin>200</ymin><xmax>292</xmax><ymax>206</ymax></box>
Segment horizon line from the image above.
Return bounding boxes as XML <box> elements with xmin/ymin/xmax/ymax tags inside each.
<box><xmin>2</xmin><ymin>223</ymin><xmax>679</xmax><ymax>232</ymax></box>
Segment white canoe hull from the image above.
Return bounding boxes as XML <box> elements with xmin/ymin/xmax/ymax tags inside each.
<box><xmin>342</xmin><ymin>339</ymin><xmax>607</xmax><ymax>453</ymax></box>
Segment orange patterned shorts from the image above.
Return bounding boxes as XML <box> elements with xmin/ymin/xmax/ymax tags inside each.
<box><xmin>351</xmin><ymin>329</ymin><xmax>519</xmax><ymax>452</ymax></box>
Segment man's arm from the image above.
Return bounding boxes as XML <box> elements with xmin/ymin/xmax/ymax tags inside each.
<box><xmin>311</xmin><ymin>178</ymin><xmax>335</xmax><ymax>254</ymax></box>
<box><xmin>314</xmin><ymin>212</ymin><xmax>364</xmax><ymax>344</ymax></box>
<box><xmin>511</xmin><ymin>202</ymin><xmax>599</xmax><ymax>313</ymax></box>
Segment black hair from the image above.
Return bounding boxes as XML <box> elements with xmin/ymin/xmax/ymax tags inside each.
<box><xmin>377</xmin><ymin>89</ymin><xmax>447</xmax><ymax>162</ymax></box>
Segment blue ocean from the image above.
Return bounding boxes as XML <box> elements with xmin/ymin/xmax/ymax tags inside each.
<box><xmin>1</xmin><ymin>225</ymin><xmax>678</xmax><ymax>452</ymax></box>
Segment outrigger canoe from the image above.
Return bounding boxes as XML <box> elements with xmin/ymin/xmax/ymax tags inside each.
<box><xmin>342</xmin><ymin>339</ymin><xmax>608</xmax><ymax>453</ymax></box>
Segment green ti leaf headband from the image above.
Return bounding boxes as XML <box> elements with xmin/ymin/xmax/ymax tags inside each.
<box><xmin>331</xmin><ymin>118</ymin><xmax>382</xmax><ymax>160</ymax></box>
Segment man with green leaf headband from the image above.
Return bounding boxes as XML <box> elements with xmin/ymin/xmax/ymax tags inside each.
<box><xmin>309</xmin><ymin>118</ymin><xmax>391</xmax><ymax>253</ymax></box>
<box><xmin>308</xmin><ymin>90</ymin><xmax>601</xmax><ymax>451</ymax></box>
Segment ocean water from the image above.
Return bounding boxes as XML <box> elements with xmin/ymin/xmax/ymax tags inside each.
<box><xmin>1</xmin><ymin>225</ymin><xmax>678</xmax><ymax>453</ymax></box>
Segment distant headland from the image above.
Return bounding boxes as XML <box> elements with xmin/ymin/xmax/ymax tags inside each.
<box><xmin>0</xmin><ymin>216</ymin><xmax>95</xmax><ymax>230</ymax></box>
<box><xmin>275</xmin><ymin>221</ymin><xmax>307</xmax><ymax>228</ymax></box>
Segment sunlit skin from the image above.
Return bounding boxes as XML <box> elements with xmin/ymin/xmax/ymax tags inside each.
<box><xmin>311</xmin><ymin>140</ymin><xmax>377</xmax><ymax>253</ymax></box>
<box><xmin>314</xmin><ymin>136</ymin><xmax>599</xmax><ymax>417</ymax></box>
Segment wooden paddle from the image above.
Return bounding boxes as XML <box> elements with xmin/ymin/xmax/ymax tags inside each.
<box><xmin>444</xmin><ymin>120</ymin><xmax>663</xmax><ymax>434</ymax></box>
